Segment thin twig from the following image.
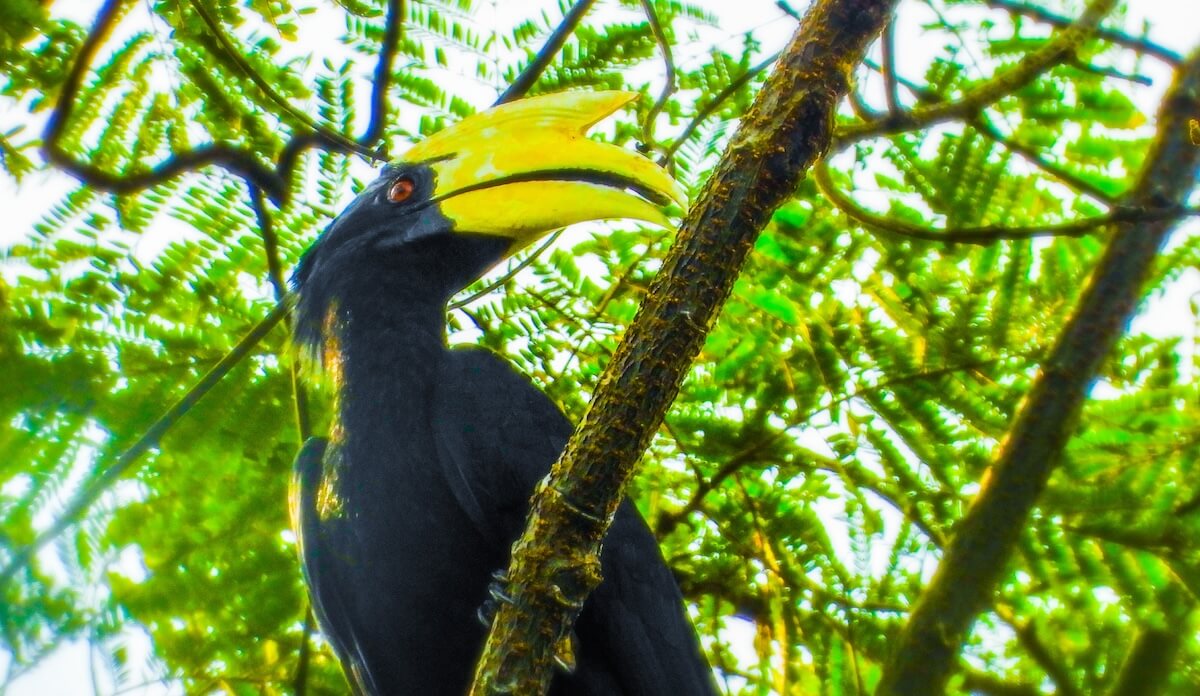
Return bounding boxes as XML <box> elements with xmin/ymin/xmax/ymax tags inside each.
<box><xmin>1067</xmin><ymin>55</ymin><xmax>1153</xmax><ymax>86</ymax></box>
<box><xmin>494</xmin><ymin>0</ymin><xmax>597</xmax><ymax>106</ymax></box>
<box><xmin>44</xmin><ymin>0</ymin><xmax>404</xmax><ymax>202</ymax></box>
<box><xmin>969</xmin><ymin>114</ymin><xmax>1117</xmax><ymax>204</ymax></box>
<box><xmin>190</xmin><ymin>0</ymin><xmax>373</xmax><ymax>159</ymax></box>
<box><xmin>658</xmin><ymin>51</ymin><xmax>781</xmax><ymax>166</ymax></box>
<box><xmin>994</xmin><ymin>605</ymin><xmax>1081</xmax><ymax>696</ymax></box>
<box><xmin>250</xmin><ymin>173</ymin><xmax>317</xmax><ymax>696</ymax></box>
<box><xmin>638</xmin><ymin>0</ymin><xmax>676</xmax><ymax>154</ymax></box>
<box><xmin>449</xmin><ymin>231</ymin><xmax>563</xmax><ymax>311</ymax></box>
<box><xmin>985</xmin><ymin>0</ymin><xmax>1182</xmax><ymax>66</ymax></box>
<box><xmin>0</xmin><ymin>301</ymin><xmax>291</xmax><ymax>589</ymax></box>
<box><xmin>863</xmin><ymin>57</ymin><xmax>1120</xmax><ymax>203</ymax></box>
<box><xmin>834</xmin><ymin>0</ymin><xmax>1119</xmax><ymax>149</ymax></box>
<box><xmin>814</xmin><ymin>160</ymin><xmax>1196</xmax><ymax>245</ymax></box>
<box><xmin>658</xmin><ymin>357</ymin><xmax>1005</xmax><ymax>535</ymax></box>
<box><xmin>361</xmin><ymin>0</ymin><xmax>404</xmax><ymax>153</ymax></box>
<box><xmin>880</xmin><ymin>19</ymin><xmax>901</xmax><ymax>114</ymax></box>
<box><xmin>293</xmin><ymin>608</ymin><xmax>315</xmax><ymax>696</ymax></box>
<box><xmin>775</xmin><ymin>0</ymin><xmax>802</xmax><ymax>21</ymax></box>
<box><xmin>249</xmin><ymin>184</ymin><xmax>288</xmax><ymax>301</ymax></box>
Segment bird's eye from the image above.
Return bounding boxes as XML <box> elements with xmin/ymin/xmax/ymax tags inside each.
<box><xmin>387</xmin><ymin>177</ymin><xmax>416</xmax><ymax>203</ymax></box>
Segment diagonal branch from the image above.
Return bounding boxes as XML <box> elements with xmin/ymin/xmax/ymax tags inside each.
<box><xmin>659</xmin><ymin>51</ymin><xmax>780</xmax><ymax>167</ymax></box>
<box><xmin>468</xmin><ymin>0</ymin><xmax>900</xmax><ymax>692</ymax></box>
<box><xmin>985</xmin><ymin>0</ymin><xmax>1182</xmax><ymax>66</ymax></box>
<box><xmin>862</xmin><ymin>56</ymin><xmax>1120</xmax><ymax>204</ymax></box>
<box><xmin>494</xmin><ymin>0</ymin><xmax>597</xmax><ymax>106</ymax></box>
<box><xmin>189</xmin><ymin>0</ymin><xmax>372</xmax><ymax>159</ymax></box>
<box><xmin>833</xmin><ymin>0</ymin><xmax>1117</xmax><ymax>149</ymax></box>
<box><xmin>638</xmin><ymin>0</ymin><xmax>676</xmax><ymax>154</ymax></box>
<box><xmin>0</xmin><ymin>301</ymin><xmax>290</xmax><ymax>589</ymax></box>
<box><xmin>44</xmin><ymin>0</ymin><xmax>405</xmax><ymax>202</ymax></box>
<box><xmin>876</xmin><ymin>48</ymin><xmax>1200</xmax><ymax>695</ymax></box>
<box><xmin>7</xmin><ymin>0</ymin><xmax>407</xmax><ymax>590</ymax></box>
<box><xmin>814</xmin><ymin>159</ymin><xmax>1196</xmax><ymax>244</ymax></box>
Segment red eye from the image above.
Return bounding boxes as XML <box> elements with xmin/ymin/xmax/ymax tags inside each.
<box><xmin>388</xmin><ymin>177</ymin><xmax>415</xmax><ymax>203</ymax></box>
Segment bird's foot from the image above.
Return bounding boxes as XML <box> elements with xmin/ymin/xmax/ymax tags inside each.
<box><xmin>477</xmin><ymin>569</ymin><xmax>513</xmax><ymax>627</ymax></box>
<box><xmin>475</xmin><ymin>570</ymin><xmax>576</xmax><ymax>675</ymax></box>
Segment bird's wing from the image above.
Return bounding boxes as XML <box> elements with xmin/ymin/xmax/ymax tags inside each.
<box><xmin>572</xmin><ymin>501</ymin><xmax>720</xmax><ymax>695</ymax></box>
<box><xmin>433</xmin><ymin>348</ymin><xmax>718</xmax><ymax>695</ymax></box>
<box><xmin>290</xmin><ymin>437</ymin><xmax>380</xmax><ymax>695</ymax></box>
<box><xmin>431</xmin><ymin>347</ymin><xmax>576</xmax><ymax>540</ymax></box>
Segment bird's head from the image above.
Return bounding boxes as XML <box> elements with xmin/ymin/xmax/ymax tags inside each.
<box><xmin>291</xmin><ymin>90</ymin><xmax>685</xmax><ymax>351</ymax></box>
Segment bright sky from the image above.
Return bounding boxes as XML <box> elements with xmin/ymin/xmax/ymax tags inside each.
<box><xmin>1</xmin><ymin>1</ymin><xmax>1195</xmax><ymax>694</ymax></box>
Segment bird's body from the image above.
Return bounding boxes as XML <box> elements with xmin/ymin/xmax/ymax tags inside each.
<box><xmin>289</xmin><ymin>92</ymin><xmax>717</xmax><ymax>694</ymax></box>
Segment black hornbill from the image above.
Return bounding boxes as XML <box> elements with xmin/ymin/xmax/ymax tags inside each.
<box><xmin>288</xmin><ymin>91</ymin><xmax>718</xmax><ymax>695</ymax></box>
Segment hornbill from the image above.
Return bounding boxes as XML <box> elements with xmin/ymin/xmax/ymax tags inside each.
<box><xmin>289</xmin><ymin>91</ymin><xmax>718</xmax><ymax>695</ymax></box>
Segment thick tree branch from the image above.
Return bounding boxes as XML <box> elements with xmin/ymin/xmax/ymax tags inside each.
<box><xmin>834</xmin><ymin>0</ymin><xmax>1117</xmax><ymax>149</ymax></box>
<box><xmin>494</xmin><ymin>0</ymin><xmax>597</xmax><ymax>106</ymax></box>
<box><xmin>468</xmin><ymin>0</ymin><xmax>899</xmax><ymax>692</ymax></box>
<box><xmin>876</xmin><ymin>49</ymin><xmax>1200</xmax><ymax>695</ymax></box>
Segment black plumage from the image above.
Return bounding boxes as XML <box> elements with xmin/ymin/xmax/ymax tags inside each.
<box><xmin>288</xmin><ymin>114</ymin><xmax>717</xmax><ymax>694</ymax></box>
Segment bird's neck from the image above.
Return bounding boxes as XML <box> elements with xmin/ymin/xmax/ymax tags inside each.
<box><xmin>318</xmin><ymin>268</ymin><xmax>450</xmax><ymax>464</ymax></box>
<box><xmin>295</xmin><ymin>235</ymin><xmax>511</xmax><ymax>471</ymax></box>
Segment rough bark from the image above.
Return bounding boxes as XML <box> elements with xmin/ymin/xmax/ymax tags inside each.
<box><xmin>876</xmin><ymin>50</ymin><xmax>1200</xmax><ymax>695</ymax></box>
<box><xmin>467</xmin><ymin>0</ymin><xmax>899</xmax><ymax>693</ymax></box>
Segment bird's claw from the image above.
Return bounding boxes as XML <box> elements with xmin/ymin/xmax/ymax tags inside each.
<box><xmin>477</xmin><ymin>569</ymin><xmax>514</xmax><ymax>627</ymax></box>
<box><xmin>474</xmin><ymin>570</ymin><xmax>575</xmax><ymax>676</ymax></box>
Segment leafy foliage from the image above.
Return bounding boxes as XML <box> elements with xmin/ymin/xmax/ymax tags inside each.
<box><xmin>1</xmin><ymin>0</ymin><xmax>1196</xmax><ymax>693</ymax></box>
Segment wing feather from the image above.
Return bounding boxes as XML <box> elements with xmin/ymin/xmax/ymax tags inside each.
<box><xmin>434</xmin><ymin>349</ymin><xmax>718</xmax><ymax>695</ymax></box>
<box><xmin>290</xmin><ymin>437</ymin><xmax>380</xmax><ymax>695</ymax></box>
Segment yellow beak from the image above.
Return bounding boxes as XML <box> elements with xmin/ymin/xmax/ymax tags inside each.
<box><xmin>396</xmin><ymin>91</ymin><xmax>686</xmax><ymax>252</ymax></box>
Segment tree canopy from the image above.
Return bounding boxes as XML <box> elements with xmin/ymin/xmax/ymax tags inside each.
<box><xmin>0</xmin><ymin>0</ymin><xmax>1197</xmax><ymax>694</ymax></box>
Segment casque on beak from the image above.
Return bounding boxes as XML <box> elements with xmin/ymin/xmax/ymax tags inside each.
<box><xmin>395</xmin><ymin>90</ymin><xmax>687</xmax><ymax>254</ymax></box>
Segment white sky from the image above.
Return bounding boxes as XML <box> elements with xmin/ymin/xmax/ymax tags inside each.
<box><xmin>1</xmin><ymin>1</ymin><xmax>1196</xmax><ymax>694</ymax></box>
